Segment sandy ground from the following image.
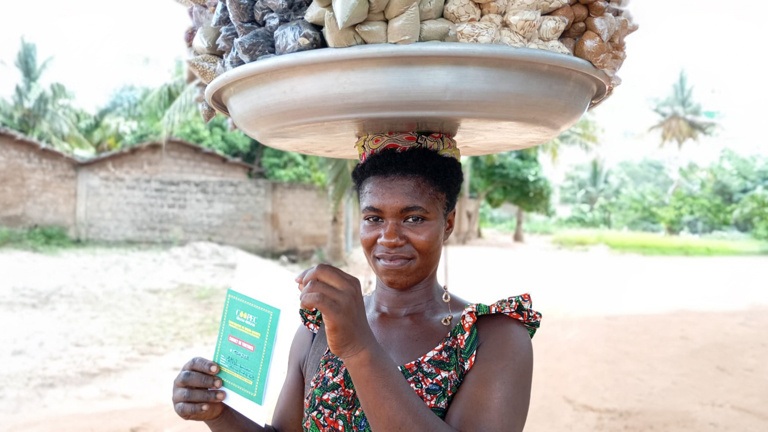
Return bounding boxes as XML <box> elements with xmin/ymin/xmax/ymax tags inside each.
<box><xmin>1</xmin><ymin>233</ymin><xmax>767</xmax><ymax>432</ymax></box>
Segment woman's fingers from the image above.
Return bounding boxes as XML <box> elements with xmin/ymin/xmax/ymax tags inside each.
<box><xmin>174</xmin><ymin>401</ymin><xmax>224</xmax><ymax>421</ymax></box>
<box><xmin>174</xmin><ymin>369</ymin><xmax>223</xmax><ymax>390</ymax></box>
<box><xmin>299</xmin><ymin>279</ymin><xmax>339</xmax><ymax>311</ymax></box>
<box><xmin>182</xmin><ymin>357</ymin><xmax>220</xmax><ymax>375</ymax></box>
<box><xmin>173</xmin><ymin>387</ymin><xmax>226</xmax><ymax>403</ymax></box>
<box><xmin>299</xmin><ymin>264</ymin><xmax>359</xmax><ymax>292</ymax></box>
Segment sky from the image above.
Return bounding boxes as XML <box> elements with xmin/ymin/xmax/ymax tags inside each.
<box><xmin>1</xmin><ymin>0</ymin><xmax>766</xmax><ymax>170</ymax></box>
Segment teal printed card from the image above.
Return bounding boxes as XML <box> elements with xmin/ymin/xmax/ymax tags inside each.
<box><xmin>214</xmin><ymin>289</ymin><xmax>280</xmax><ymax>405</ymax></box>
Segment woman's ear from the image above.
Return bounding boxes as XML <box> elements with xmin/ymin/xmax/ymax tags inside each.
<box><xmin>444</xmin><ymin>209</ymin><xmax>456</xmax><ymax>242</ymax></box>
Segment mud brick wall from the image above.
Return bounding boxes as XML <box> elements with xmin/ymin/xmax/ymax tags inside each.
<box><xmin>270</xmin><ymin>182</ymin><xmax>332</xmax><ymax>254</ymax></box>
<box><xmin>0</xmin><ymin>133</ymin><xmax>334</xmax><ymax>253</ymax></box>
<box><xmin>0</xmin><ymin>132</ymin><xmax>78</xmax><ymax>234</ymax></box>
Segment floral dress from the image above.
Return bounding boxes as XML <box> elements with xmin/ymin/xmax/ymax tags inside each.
<box><xmin>299</xmin><ymin>294</ymin><xmax>542</xmax><ymax>432</ymax></box>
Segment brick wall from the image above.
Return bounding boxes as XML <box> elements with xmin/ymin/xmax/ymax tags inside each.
<box><xmin>270</xmin><ymin>182</ymin><xmax>332</xmax><ymax>253</ymax></box>
<box><xmin>0</xmin><ymin>133</ymin><xmax>334</xmax><ymax>253</ymax></box>
<box><xmin>0</xmin><ymin>132</ymin><xmax>78</xmax><ymax>234</ymax></box>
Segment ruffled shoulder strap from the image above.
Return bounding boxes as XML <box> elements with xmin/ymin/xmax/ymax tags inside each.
<box><xmin>299</xmin><ymin>308</ymin><xmax>323</xmax><ymax>334</ymax></box>
<box><xmin>452</xmin><ymin>293</ymin><xmax>542</xmax><ymax>372</ymax></box>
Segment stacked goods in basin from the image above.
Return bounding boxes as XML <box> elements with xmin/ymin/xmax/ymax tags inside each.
<box><xmin>177</xmin><ymin>0</ymin><xmax>636</xmax><ymax>120</ymax></box>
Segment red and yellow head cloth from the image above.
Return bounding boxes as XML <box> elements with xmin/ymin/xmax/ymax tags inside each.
<box><xmin>355</xmin><ymin>132</ymin><xmax>461</xmax><ymax>163</ymax></box>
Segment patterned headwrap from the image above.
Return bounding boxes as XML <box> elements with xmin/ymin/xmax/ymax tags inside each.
<box><xmin>355</xmin><ymin>132</ymin><xmax>461</xmax><ymax>163</ymax></box>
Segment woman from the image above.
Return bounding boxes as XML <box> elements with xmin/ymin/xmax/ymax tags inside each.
<box><xmin>172</xmin><ymin>133</ymin><xmax>542</xmax><ymax>432</ymax></box>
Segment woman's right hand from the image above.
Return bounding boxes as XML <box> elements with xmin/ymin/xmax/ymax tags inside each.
<box><xmin>172</xmin><ymin>357</ymin><xmax>228</xmax><ymax>421</ymax></box>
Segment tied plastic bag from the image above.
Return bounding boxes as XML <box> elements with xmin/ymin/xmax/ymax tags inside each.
<box><xmin>479</xmin><ymin>13</ymin><xmax>502</xmax><ymax>27</ymax></box>
<box><xmin>585</xmin><ymin>14</ymin><xmax>616</xmax><ymax>42</ymax></box>
<box><xmin>388</xmin><ymin>1</ymin><xmax>420</xmax><ymax>43</ymax></box>
<box><xmin>537</xmin><ymin>15</ymin><xmax>567</xmax><ymax>41</ymax></box>
<box><xmin>200</xmin><ymin>101</ymin><xmax>216</xmax><ymax>123</ymax></box>
<box><xmin>418</xmin><ymin>0</ymin><xmax>445</xmax><ymax>21</ymax></box>
<box><xmin>507</xmin><ymin>0</ymin><xmax>567</xmax><ymax>14</ymax></box>
<box><xmin>193</xmin><ymin>26</ymin><xmax>224</xmax><ymax>55</ymax></box>
<box><xmin>456</xmin><ymin>21</ymin><xmax>499</xmax><ymax>43</ymax></box>
<box><xmin>443</xmin><ymin>0</ymin><xmax>480</xmax><ymax>23</ymax></box>
<box><xmin>504</xmin><ymin>9</ymin><xmax>540</xmax><ymax>40</ymax></box>
<box><xmin>224</xmin><ymin>47</ymin><xmax>246</xmax><ymax>70</ymax></box>
<box><xmin>574</xmin><ymin>30</ymin><xmax>607</xmax><ymax>65</ymax></box>
<box><xmin>265</xmin><ymin>0</ymin><xmax>291</xmax><ymax>13</ymax></box>
<box><xmin>212</xmin><ymin>1</ymin><xmax>233</xmax><ymax>26</ymax></box>
<box><xmin>385</xmin><ymin>0</ymin><xmax>416</xmax><ymax>20</ymax></box>
<box><xmin>188</xmin><ymin>54</ymin><xmax>222</xmax><ymax>84</ymax></box>
<box><xmin>193</xmin><ymin>4</ymin><xmax>215</xmax><ymax>28</ymax></box>
<box><xmin>274</xmin><ymin>19</ymin><xmax>324</xmax><ymax>54</ymax></box>
<box><xmin>227</xmin><ymin>0</ymin><xmax>256</xmax><ymax>23</ymax></box>
<box><xmin>355</xmin><ymin>21</ymin><xmax>388</xmax><ymax>43</ymax></box>
<box><xmin>549</xmin><ymin>4</ymin><xmax>574</xmax><ymax>30</ymax></box>
<box><xmin>369</xmin><ymin>0</ymin><xmax>389</xmax><ymax>14</ymax></box>
<box><xmin>527</xmin><ymin>39</ymin><xmax>571</xmax><ymax>54</ymax></box>
<box><xmin>235</xmin><ymin>28</ymin><xmax>275</xmax><ymax>62</ymax></box>
<box><xmin>254</xmin><ymin>1</ymin><xmax>273</xmax><ymax>24</ymax></box>
<box><xmin>265</xmin><ymin>12</ymin><xmax>282</xmax><ymax>33</ymax></box>
<box><xmin>419</xmin><ymin>18</ymin><xmax>456</xmax><ymax>41</ymax></box>
<box><xmin>217</xmin><ymin>23</ymin><xmax>238</xmax><ymax>51</ymax></box>
<box><xmin>367</xmin><ymin>11</ymin><xmax>386</xmax><ymax>20</ymax></box>
<box><xmin>304</xmin><ymin>0</ymin><xmax>330</xmax><ymax>25</ymax></box>
<box><xmin>499</xmin><ymin>27</ymin><xmax>526</xmax><ymax>46</ymax></box>
<box><xmin>479</xmin><ymin>0</ymin><xmax>505</xmax><ymax>16</ymax></box>
<box><xmin>235</xmin><ymin>21</ymin><xmax>261</xmax><ymax>37</ymax></box>
<box><xmin>323</xmin><ymin>10</ymin><xmax>365</xmax><ymax>46</ymax></box>
<box><xmin>332</xmin><ymin>0</ymin><xmax>369</xmax><ymax>29</ymax></box>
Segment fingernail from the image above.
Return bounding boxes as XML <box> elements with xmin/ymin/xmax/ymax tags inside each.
<box><xmin>202</xmin><ymin>404</ymin><xmax>209</xmax><ymax>411</ymax></box>
<box><xmin>217</xmin><ymin>392</ymin><xmax>226</xmax><ymax>400</ymax></box>
<box><xmin>215</xmin><ymin>379</ymin><xmax>223</xmax><ymax>388</ymax></box>
<box><xmin>210</xmin><ymin>365</ymin><xmax>218</xmax><ymax>373</ymax></box>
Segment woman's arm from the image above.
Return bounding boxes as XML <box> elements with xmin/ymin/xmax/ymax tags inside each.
<box><xmin>298</xmin><ymin>264</ymin><xmax>534</xmax><ymax>432</ymax></box>
<box><xmin>172</xmin><ymin>324</ymin><xmax>312</xmax><ymax>432</ymax></box>
<box><xmin>343</xmin><ymin>315</ymin><xmax>533</xmax><ymax>432</ymax></box>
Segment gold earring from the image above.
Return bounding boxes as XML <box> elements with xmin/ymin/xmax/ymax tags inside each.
<box><xmin>441</xmin><ymin>285</ymin><xmax>453</xmax><ymax>326</ymax></box>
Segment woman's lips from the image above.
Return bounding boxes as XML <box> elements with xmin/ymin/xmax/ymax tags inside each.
<box><xmin>375</xmin><ymin>255</ymin><xmax>412</xmax><ymax>269</ymax></box>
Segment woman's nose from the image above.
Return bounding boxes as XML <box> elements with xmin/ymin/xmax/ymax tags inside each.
<box><xmin>378</xmin><ymin>221</ymin><xmax>405</xmax><ymax>246</ymax></box>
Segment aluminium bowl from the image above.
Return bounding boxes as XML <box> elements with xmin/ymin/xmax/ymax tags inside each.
<box><xmin>206</xmin><ymin>43</ymin><xmax>609</xmax><ymax>159</ymax></box>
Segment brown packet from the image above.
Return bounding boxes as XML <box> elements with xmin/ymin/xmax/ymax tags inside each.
<box><xmin>456</xmin><ymin>21</ymin><xmax>500</xmax><ymax>43</ymax></box>
<box><xmin>356</xmin><ymin>21</ymin><xmax>388</xmax><ymax>43</ymax></box>
<box><xmin>419</xmin><ymin>18</ymin><xmax>456</xmax><ymax>41</ymax></box>
<box><xmin>388</xmin><ymin>2</ymin><xmax>421</xmax><ymax>43</ymax></box>
<box><xmin>419</xmin><ymin>0</ymin><xmax>446</xmax><ymax>21</ymax></box>
<box><xmin>324</xmin><ymin>10</ymin><xmax>366</xmax><ymax>46</ymax></box>
<box><xmin>332</xmin><ymin>0</ymin><xmax>369</xmax><ymax>29</ymax></box>
<box><xmin>443</xmin><ymin>0</ymin><xmax>481</xmax><ymax>23</ymax></box>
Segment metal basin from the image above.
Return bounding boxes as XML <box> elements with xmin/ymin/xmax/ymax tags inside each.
<box><xmin>206</xmin><ymin>43</ymin><xmax>609</xmax><ymax>159</ymax></box>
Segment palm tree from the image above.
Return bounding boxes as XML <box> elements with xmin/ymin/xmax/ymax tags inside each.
<box><xmin>0</xmin><ymin>39</ymin><xmax>92</xmax><ymax>154</ymax></box>
<box><xmin>650</xmin><ymin>70</ymin><xmax>717</xmax><ymax>196</ymax></box>
<box><xmin>650</xmin><ymin>70</ymin><xmax>717</xmax><ymax>150</ymax></box>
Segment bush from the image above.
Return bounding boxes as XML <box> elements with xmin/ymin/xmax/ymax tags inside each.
<box><xmin>0</xmin><ymin>226</ymin><xmax>77</xmax><ymax>251</ymax></box>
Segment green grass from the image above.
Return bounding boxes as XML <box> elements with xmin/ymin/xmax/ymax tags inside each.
<box><xmin>0</xmin><ymin>226</ymin><xmax>78</xmax><ymax>252</ymax></box>
<box><xmin>552</xmin><ymin>229</ymin><xmax>768</xmax><ymax>256</ymax></box>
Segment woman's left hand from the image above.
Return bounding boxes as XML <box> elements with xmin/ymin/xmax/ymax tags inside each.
<box><xmin>296</xmin><ymin>264</ymin><xmax>376</xmax><ymax>360</ymax></box>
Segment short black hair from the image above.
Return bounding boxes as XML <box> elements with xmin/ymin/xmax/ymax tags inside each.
<box><xmin>351</xmin><ymin>147</ymin><xmax>464</xmax><ymax>216</ymax></box>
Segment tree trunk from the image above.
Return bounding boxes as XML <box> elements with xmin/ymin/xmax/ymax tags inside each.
<box><xmin>513</xmin><ymin>207</ymin><xmax>525</xmax><ymax>243</ymax></box>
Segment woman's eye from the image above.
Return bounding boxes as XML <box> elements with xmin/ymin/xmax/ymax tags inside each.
<box><xmin>364</xmin><ymin>216</ymin><xmax>382</xmax><ymax>223</ymax></box>
<box><xmin>405</xmin><ymin>216</ymin><xmax>424</xmax><ymax>223</ymax></box>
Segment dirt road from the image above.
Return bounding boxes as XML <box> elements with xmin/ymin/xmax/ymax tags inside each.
<box><xmin>2</xmin><ymin>234</ymin><xmax>766</xmax><ymax>431</ymax></box>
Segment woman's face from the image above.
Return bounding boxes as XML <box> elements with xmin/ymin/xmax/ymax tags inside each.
<box><xmin>359</xmin><ymin>175</ymin><xmax>455</xmax><ymax>290</ymax></box>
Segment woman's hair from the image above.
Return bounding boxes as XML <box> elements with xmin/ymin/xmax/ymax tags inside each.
<box><xmin>351</xmin><ymin>147</ymin><xmax>464</xmax><ymax>216</ymax></box>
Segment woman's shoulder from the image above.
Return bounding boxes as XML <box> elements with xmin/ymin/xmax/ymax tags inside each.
<box><xmin>457</xmin><ymin>294</ymin><xmax>542</xmax><ymax>340</ymax></box>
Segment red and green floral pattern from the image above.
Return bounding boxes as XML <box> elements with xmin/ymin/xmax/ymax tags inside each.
<box><xmin>300</xmin><ymin>294</ymin><xmax>541</xmax><ymax>431</ymax></box>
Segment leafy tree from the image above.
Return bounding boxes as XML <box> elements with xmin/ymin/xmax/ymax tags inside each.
<box><xmin>471</xmin><ymin>151</ymin><xmax>552</xmax><ymax>242</ymax></box>
<box><xmin>538</xmin><ymin>115</ymin><xmax>601</xmax><ymax>163</ymax></box>
<box><xmin>560</xmin><ymin>158</ymin><xmax>616</xmax><ymax>227</ymax></box>
<box><xmin>0</xmin><ymin>39</ymin><xmax>91</xmax><ymax>154</ymax></box>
